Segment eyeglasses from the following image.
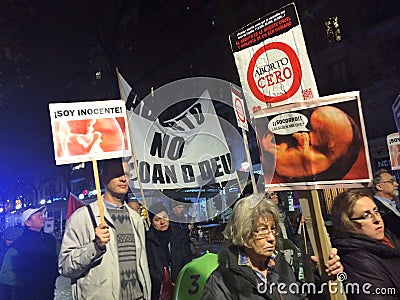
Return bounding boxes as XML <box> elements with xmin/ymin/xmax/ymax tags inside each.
<box><xmin>253</xmin><ymin>226</ymin><xmax>277</xmax><ymax>239</ymax></box>
<box><xmin>379</xmin><ymin>179</ymin><xmax>397</xmax><ymax>185</ymax></box>
<box><xmin>350</xmin><ymin>208</ymin><xmax>382</xmax><ymax>221</ymax></box>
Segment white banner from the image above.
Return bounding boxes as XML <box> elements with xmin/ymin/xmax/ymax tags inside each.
<box><xmin>118</xmin><ymin>73</ymin><xmax>237</xmax><ymax>189</ymax></box>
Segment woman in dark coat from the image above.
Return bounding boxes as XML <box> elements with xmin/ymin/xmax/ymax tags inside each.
<box><xmin>330</xmin><ymin>189</ymin><xmax>400</xmax><ymax>300</ymax></box>
<box><xmin>201</xmin><ymin>194</ymin><xmax>344</xmax><ymax>300</ymax></box>
<box><xmin>146</xmin><ymin>203</ymin><xmax>172</xmax><ymax>300</ymax></box>
<box><xmin>146</xmin><ymin>203</ymin><xmax>192</xmax><ymax>300</ymax></box>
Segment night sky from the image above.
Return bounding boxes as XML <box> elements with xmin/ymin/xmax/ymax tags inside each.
<box><xmin>1</xmin><ymin>1</ymin><xmax>400</xmax><ymax>197</ymax></box>
<box><xmin>0</xmin><ymin>1</ymin><xmax>240</xmax><ymax>195</ymax></box>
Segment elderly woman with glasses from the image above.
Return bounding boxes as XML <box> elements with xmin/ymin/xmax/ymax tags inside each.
<box><xmin>330</xmin><ymin>189</ymin><xmax>400</xmax><ymax>299</ymax></box>
<box><xmin>201</xmin><ymin>194</ymin><xmax>343</xmax><ymax>299</ymax></box>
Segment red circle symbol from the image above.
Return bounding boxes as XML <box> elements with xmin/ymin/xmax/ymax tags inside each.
<box><xmin>234</xmin><ymin>97</ymin><xmax>246</xmax><ymax>123</ymax></box>
<box><xmin>247</xmin><ymin>42</ymin><xmax>302</xmax><ymax>103</ymax></box>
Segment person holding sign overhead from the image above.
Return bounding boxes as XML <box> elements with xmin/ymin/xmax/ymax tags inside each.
<box><xmin>58</xmin><ymin>158</ymin><xmax>151</xmax><ymax>300</ymax></box>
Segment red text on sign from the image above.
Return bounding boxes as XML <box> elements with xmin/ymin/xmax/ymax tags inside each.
<box><xmin>257</xmin><ymin>67</ymin><xmax>292</xmax><ymax>88</ymax></box>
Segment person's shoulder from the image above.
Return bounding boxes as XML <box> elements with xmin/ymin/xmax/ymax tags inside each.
<box><xmin>217</xmin><ymin>245</ymin><xmax>238</xmax><ymax>265</ymax></box>
<box><xmin>126</xmin><ymin>204</ymin><xmax>142</xmax><ymax>221</ymax></box>
<box><xmin>341</xmin><ymin>248</ymin><xmax>379</xmax><ymax>265</ymax></box>
<box><xmin>65</xmin><ymin>205</ymin><xmax>93</xmax><ymax>229</ymax></box>
<box><xmin>373</xmin><ymin>196</ymin><xmax>390</xmax><ymax>209</ymax></box>
<box><xmin>0</xmin><ymin>242</ymin><xmax>7</xmax><ymax>254</ymax></box>
<box><xmin>145</xmin><ymin>230</ymin><xmax>155</xmax><ymax>242</ymax></box>
<box><xmin>373</xmin><ymin>195</ymin><xmax>389</xmax><ymax>204</ymax></box>
<box><xmin>71</xmin><ymin>203</ymin><xmax>96</xmax><ymax>220</ymax></box>
<box><xmin>42</xmin><ymin>231</ymin><xmax>56</xmax><ymax>241</ymax></box>
<box><xmin>7</xmin><ymin>234</ymin><xmax>27</xmax><ymax>251</ymax></box>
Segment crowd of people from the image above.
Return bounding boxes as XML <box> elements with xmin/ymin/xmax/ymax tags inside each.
<box><xmin>0</xmin><ymin>160</ymin><xmax>399</xmax><ymax>300</ymax></box>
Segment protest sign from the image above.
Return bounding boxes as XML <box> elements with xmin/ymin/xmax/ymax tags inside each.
<box><xmin>126</xmin><ymin>92</ymin><xmax>237</xmax><ymax>190</ymax></box>
<box><xmin>254</xmin><ymin>91</ymin><xmax>372</xmax><ymax>188</ymax></box>
<box><xmin>49</xmin><ymin>99</ymin><xmax>131</xmax><ymax>165</ymax></box>
<box><xmin>231</xmin><ymin>84</ymin><xmax>248</xmax><ymax>131</ymax></box>
<box><xmin>117</xmin><ymin>71</ymin><xmax>238</xmax><ymax>190</ymax></box>
<box><xmin>387</xmin><ymin>132</ymin><xmax>400</xmax><ymax>171</ymax></box>
<box><xmin>229</xmin><ymin>3</ymin><xmax>318</xmax><ymax>116</ymax></box>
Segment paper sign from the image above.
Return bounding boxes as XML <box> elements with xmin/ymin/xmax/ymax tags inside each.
<box><xmin>231</xmin><ymin>85</ymin><xmax>248</xmax><ymax>131</ymax></box>
<box><xmin>255</xmin><ymin>91</ymin><xmax>372</xmax><ymax>188</ymax></box>
<box><xmin>229</xmin><ymin>3</ymin><xmax>319</xmax><ymax>116</ymax></box>
<box><xmin>49</xmin><ymin>100</ymin><xmax>131</xmax><ymax>165</ymax></box>
<box><xmin>387</xmin><ymin>132</ymin><xmax>400</xmax><ymax>171</ymax></box>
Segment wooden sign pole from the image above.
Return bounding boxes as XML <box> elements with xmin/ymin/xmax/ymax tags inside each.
<box><xmin>300</xmin><ymin>190</ymin><xmax>346</xmax><ymax>300</ymax></box>
<box><xmin>92</xmin><ymin>159</ymin><xmax>106</xmax><ymax>225</ymax></box>
<box><xmin>115</xmin><ymin>68</ymin><xmax>150</xmax><ymax>227</ymax></box>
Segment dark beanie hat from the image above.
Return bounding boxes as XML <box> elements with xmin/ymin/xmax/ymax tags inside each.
<box><xmin>147</xmin><ymin>203</ymin><xmax>169</xmax><ymax>221</ymax></box>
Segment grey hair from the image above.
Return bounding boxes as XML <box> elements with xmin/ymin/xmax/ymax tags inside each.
<box><xmin>372</xmin><ymin>168</ymin><xmax>390</xmax><ymax>192</ymax></box>
<box><xmin>223</xmin><ymin>194</ymin><xmax>280</xmax><ymax>248</ymax></box>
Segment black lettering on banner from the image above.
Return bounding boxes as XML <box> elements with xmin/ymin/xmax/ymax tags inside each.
<box><xmin>175</xmin><ymin>115</ymin><xmax>195</xmax><ymax>130</ymax></box>
<box><xmin>152</xmin><ymin>164</ymin><xmax>165</xmax><ymax>184</ymax></box>
<box><xmin>188</xmin><ymin>274</ymin><xmax>201</xmax><ymax>295</ymax></box>
<box><xmin>150</xmin><ymin>132</ymin><xmax>185</xmax><ymax>160</ymax></box>
<box><xmin>211</xmin><ymin>157</ymin><xmax>224</xmax><ymax>177</ymax></box>
<box><xmin>189</xmin><ymin>103</ymin><xmax>205</xmax><ymax>125</ymax></box>
<box><xmin>150</xmin><ymin>164</ymin><xmax>179</xmax><ymax>184</ymax></box>
<box><xmin>181</xmin><ymin>165</ymin><xmax>195</xmax><ymax>183</ymax></box>
<box><xmin>150</xmin><ymin>132</ymin><xmax>168</xmax><ymax>158</ymax></box>
<box><xmin>168</xmin><ymin>136</ymin><xmax>185</xmax><ymax>160</ymax></box>
<box><xmin>199</xmin><ymin>160</ymin><xmax>214</xmax><ymax>180</ymax></box>
<box><xmin>199</xmin><ymin>154</ymin><xmax>235</xmax><ymax>180</ymax></box>
<box><xmin>132</xmin><ymin>162</ymin><xmax>178</xmax><ymax>184</ymax></box>
<box><xmin>163</xmin><ymin>120</ymin><xmax>185</xmax><ymax>131</ymax></box>
<box><xmin>164</xmin><ymin>165</ymin><xmax>178</xmax><ymax>183</ymax></box>
<box><xmin>162</xmin><ymin>103</ymin><xmax>205</xmax><ymax>131</ymax></box>
<box><xmin>138</xmin><ymin>161</ymin><xmax>151</xmax><ymax>183</ymax></box>
<box><xmin>221</xmin><ymin>153</ymin><xmax>235</xmax><ymax>174</ymax></box>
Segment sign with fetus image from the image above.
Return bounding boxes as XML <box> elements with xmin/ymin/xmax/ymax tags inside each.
<box><xmin>255</xmin><ymin>91</ymin><xmax>372</xmax><ymax>187</ymax></box>
<box><xmin>49</xmin><ymin>100</ymin><xmax>131</xmax><ymax>165</ymax></box>
<box><xmin>387</xmin><ymin>132</ymin><xmax>400</xmax><ymax>171</ymax></box>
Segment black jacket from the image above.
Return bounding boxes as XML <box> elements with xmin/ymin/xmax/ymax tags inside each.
<box><xmin>331</xmin><ymin>230</ymin><xmax>400</xmax><ymax>300</ymax></box>
<box><xmin>0</xmin><ymin>228</ymin><xmax>58</xmax><ymax>300</ymax></box>
<box><xmin>146</xmin><ymin>227</ymin><xmax>172</xmax><ymax>300</ymax></box>
<box><xmin>146</xmin><ymin>221</ymin><xmax>194</xmax><ymax>299</ymax></box>
<box><xmin>169</xmin><ymin>215</ymin><xmax>193</xmax><ymax>280</ymax></box>
<box><xmin>373</xmin><ymin>197</ymin><xmax>400</xmax><ymax>240</ymax></box>
<box><xmin>201</xmin><ymin>245</ymin><xmax>306</xmax><ymax>300</ymax></box>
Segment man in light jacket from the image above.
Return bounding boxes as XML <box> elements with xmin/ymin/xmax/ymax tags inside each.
<box><xmin>59</xmin><ymin>158</ymin><xmax>151</xmax><ymax>300</ymax></box>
